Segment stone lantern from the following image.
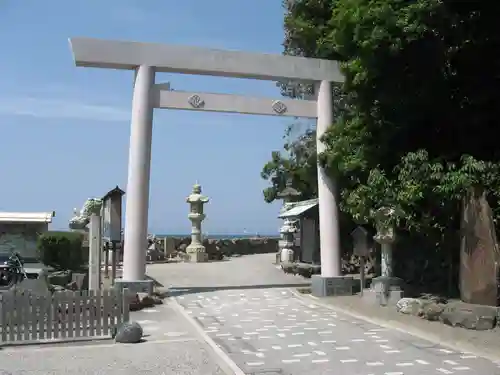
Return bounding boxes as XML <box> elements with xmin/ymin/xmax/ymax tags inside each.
<box><xmin>370</xmin><ymin>206</ymin><xmax>404</xmax><ymax>306</ymax></box>
<box><xmin>186</xmin><ymin>183</ymin><xmax>209</xmax><ymax>263</ymax></box>
<box><xmin>278</xmin><ymin>178</ymin><xmax>301</xmax><ymax>211</ymax></box>
<box><xmin>279</xmin><ymin>217</ymin><xmax>298</xmax><ymax>263</ymax></box>
<box><xmin>277</xmin><ymin>179</ymin><xmax>301</xmax><ymax>263</ymax></box>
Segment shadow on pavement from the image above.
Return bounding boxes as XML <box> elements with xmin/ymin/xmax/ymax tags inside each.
<box><xmin>167</xmin><ymin>282</ymin><xmax>311</xmax><ymax>297</ymax></box>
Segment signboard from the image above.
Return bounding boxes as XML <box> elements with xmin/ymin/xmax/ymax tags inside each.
<box><xmin>102</xmin><ymin>187</ymin><xmax>124</xmax><ymax>243</ymax></box>
<box><xmin>351</xmin><ymin>225</ymin><xmax>369</xmax><ymax>297</ymax></box>
<box><xmin>351</xmin><ymin>226</ymin><xmax>370</xmax><ymax>257</ymax></box>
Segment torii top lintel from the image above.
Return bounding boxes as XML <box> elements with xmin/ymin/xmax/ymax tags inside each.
<box><xmin>69</xmin><ymin>37</ymin><xmax>344</xmax><ymax>83</ymax></box>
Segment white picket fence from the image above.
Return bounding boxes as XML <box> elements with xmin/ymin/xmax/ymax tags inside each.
<box><xmin>0</xmin><ymin>289</ymin><xmax>129</xmax><ymax>345</ymax></box>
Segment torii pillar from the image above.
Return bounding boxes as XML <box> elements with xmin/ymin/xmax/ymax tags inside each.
<box><xmin>68</xmin><ymin>37</ymin><xmax>354</xmax><ymax>297</ymax></box>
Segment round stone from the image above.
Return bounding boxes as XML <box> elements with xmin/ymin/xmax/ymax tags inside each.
<box><xmin>114</xmin><ymin>321</ymin><xmax>144</xmax><ymax>343</ymax></box>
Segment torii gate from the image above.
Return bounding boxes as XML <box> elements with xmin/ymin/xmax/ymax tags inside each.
<box><xmin>69</xmin><ymin>37</ymin><xmax>353</xmax><ymax>296</ymax></box>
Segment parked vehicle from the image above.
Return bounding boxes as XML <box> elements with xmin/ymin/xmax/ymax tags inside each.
<box><xmin>0</xmin><ymin>251</ymin><xmax>27</xmax><ymax>288</ymax></box>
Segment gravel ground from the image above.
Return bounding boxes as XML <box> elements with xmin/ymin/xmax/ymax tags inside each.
<box><xmin>0</xmin><ymin>293</ymin><xmax>227</xmax><ymax>375</ymax></box>
<box><xmin>0</xmin><ymin>339</ymin><xmax>225</xmax><ymax>375</ymax></box>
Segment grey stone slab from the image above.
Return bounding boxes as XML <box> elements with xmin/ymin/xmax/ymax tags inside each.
<box><xmin>311</xmin><ymin>275</ymin><xmax>354</xmax><ymax>297</ymax></box>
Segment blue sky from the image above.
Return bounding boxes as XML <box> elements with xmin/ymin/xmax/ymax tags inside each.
<box><xmin>0</xmin><ymin>0</ymin><xmax>294</xmax><ymax>234</ymax></box>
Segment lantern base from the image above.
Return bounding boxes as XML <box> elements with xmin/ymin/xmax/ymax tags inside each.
<box><xmin>311</xmin><ymin>275</ymin><xmax>354</xmax><ymax>297</ymax></box>
<box><xmin>186</xmin><ymin>243</ymin><xmax>208</xmax><ymax>263</ymax></box>
<box><xmin>364</xmin><ymin>276</ymin><xmax>404</xmax><ymax>306</ymax></box>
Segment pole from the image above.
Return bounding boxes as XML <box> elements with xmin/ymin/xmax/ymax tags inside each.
<box><xmin>104</xmin><ymin>241</ymin><xmax>110</xmax><ymax>279</ymax></box>
<box><xmin>88</xmin><ymin>214</ymin><xmax>101</xmax><ymax>291</ymax></box>
<box><xmin>111</xmin><ymin>241</ymin><xmax>118</xmax><ymax>285</ymax></box>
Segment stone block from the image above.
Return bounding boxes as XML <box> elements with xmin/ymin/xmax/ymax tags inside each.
<box><xmin>188</xmin><ymin>251</ymin><xmax>208</xmax><ymax>263</ymax></box>
<box><xmin>440</xmin><ymin>303</ymin><xmax>497</xmax><ymax>330</ymax></box>
<box><xmin>369</xmin><ymin>276</ymin><xmax>404</xmax><ymax>306</ymax></box>
<box><xmin>311</xmin><ymin>275</ymin><xmax>354</xmax><ymax>297</ymax></box>
<box><xmin>421</xmin><ymin>301</ymin><xmax>445</xmax><ymax>321</ymax></box>
<box><xmin>396</xmin><ymin>297</ymin><xmax>422</xmax><ymax>315</ymax></box>
<box><xmin>48</xmin><ymin>270</ymin><xmax>72</xmax><ymax>287</ymax></box>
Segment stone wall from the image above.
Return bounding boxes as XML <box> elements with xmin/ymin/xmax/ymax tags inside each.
<box><xmin>151</xmin><ymin>236</ymin><xmax>279</xmax><ymax>261</ymax></box>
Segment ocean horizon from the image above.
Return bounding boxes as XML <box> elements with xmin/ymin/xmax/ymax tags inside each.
<box><xmin>154</xmin><ymin>233</ymin><xmax>280</xmax><ymax>239</ymax></box>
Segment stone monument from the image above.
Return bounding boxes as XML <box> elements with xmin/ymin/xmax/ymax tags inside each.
<box><xmin>460</xmin><ymin>188</ymin><xmax>500</xmax><ymax>306</ymax></box>
<box><xmin>369</xmin><ymin>206</ymin><xmax>404</xmax><ymax>306</ymax></box>
<box><xmin>186</xmin><ymin>183</ymin><xmax>209</xmax><ymax>262</ymax></box>
<box><xmin>68</xmin><ymin>198</ymin><xmax>103</xmax><ymax>291</ymax></box>
<box><xmin>277</xmin><ymin>179</ymin><xmax>301</xmax><ymax>263</ymax></box>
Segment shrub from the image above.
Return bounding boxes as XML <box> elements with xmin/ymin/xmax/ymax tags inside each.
<box><xmin>38</xmin><ymin>231</ymin><xmax>85</xmax><ymax>271</ymax></box>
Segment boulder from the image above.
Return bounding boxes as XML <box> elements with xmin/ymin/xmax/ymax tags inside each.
<box><xmin>419</xmin><ymin>293</ymin><xmax>448</xmax><ymax>304</ymax></box>
<box><xmin>128</xmin><ymin>293</ymin><xmax>163</xmax><ymax>311</ymax></box>
<box><xmin>396</xmin><ymin>298</ymin><xmax>423</xmax><ymax>315</ymax></box>
<box><xmin>420</xmin><ymin>302</ymin><xmax>444</xmax><ymax>321</ymax></box>
<box><xmin>114</xmin><ymin>321</ymin><xmax>143</xmax><ymax>343</ymax></box>
<box><xmin>281</xmin><ymin>263</ymin><xmax>297</xmax><ymax>274</ymax></box>
<box><xmin>127</xmin><ymin>293</ymin><xmax>142</xmax><ymax>311</ymax></box>
<box><xmin>48</xmin><ymin>270</ymin><xmax>72</xmax><ymax>287</ymax></box>
<box><xmin>440</xmin><ymin>303</ymin><xmax>497</xmax><ymax>330</ymax></box>
<box><xmin>296</xmin><ymin>263</ymin><xmax>313</xmax><ymax>278</ymax></box>
<box><xmin>294</xmin><ymin>263</ymin><xmax>321</xmax><ymax>278</ymax></box>
<box><xmin>137</xmin><ymin>293</ymin><xmax>156</xmax><ymax>308</ymax></box>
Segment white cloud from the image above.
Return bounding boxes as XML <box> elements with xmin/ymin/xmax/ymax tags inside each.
<box><xmin>0</xmin><ymin>96</ymin><xmax>130</xmax><ymax>122</ymax></box>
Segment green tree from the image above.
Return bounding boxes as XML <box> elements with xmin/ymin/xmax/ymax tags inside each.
<box><xmin>279</xmin><ymin>0</ymin><xmax>500</xmax><ymax>227</ymax></box>
<box><xmin>261</xmin><ymin>122</ymin><xmax>317</xmax><ymax>203</ymax></box>
<box><xmin>275</xmin><ymin>0</ymin><xmax>500</xmax><ymax>293</ymax></box>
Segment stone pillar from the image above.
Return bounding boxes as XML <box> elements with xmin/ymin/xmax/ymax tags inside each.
<box><xmin>118</xmin><ymin>65</ymin><xmax>155</xmax><ymax>294</ymax></box>
<box><xmin>186</xmin><ymin>184</ymin><xmax>209</xmax><ymax>262</ymax></box>
<box><xmin>369</xmin><ymin>206</ymin><xmax>404</xmax><ymax>306</ymax></box>
<box><xmin>88</xmin><ymin>214</ymin><xmax>101</xmax><ymax>291</ymax></box>
<box><xmin>311</xmin><ymin>80</ymin><xmax>353</xmax><ymax>297</ymax></box>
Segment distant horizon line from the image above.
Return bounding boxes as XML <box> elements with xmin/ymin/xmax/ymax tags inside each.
<box><xmin>153</xmin><ymin>232</ymin><xmax>280</xmax><ymax>237</ymax></box>
<box><xmin>153</xmin><ymin>232</ymin><xmax>280</xmax><ymax>235</ymax></box>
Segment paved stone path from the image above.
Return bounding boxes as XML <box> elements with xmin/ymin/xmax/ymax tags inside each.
<box><xmin>173</xmin><ymin>288</ymin><xmax>500</xmax><ymax>375</ymax></box>
<box><xmin>130</xmin><ymin>302</ymin><xmax>196</xmax><ymax>342</ymax></box>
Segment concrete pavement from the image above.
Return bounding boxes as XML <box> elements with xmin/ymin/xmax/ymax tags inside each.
<box><xmin>145</xmin><ymin>253</ymin><xmax>310</xmax><ymax>290</ymax></box>
<box><xmin>173</xmin><ymin>287</ymin><xmax>500</xmax><ymax>374</ymax></box>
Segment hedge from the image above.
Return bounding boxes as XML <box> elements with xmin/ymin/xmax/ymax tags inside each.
<box><xmin>37</xmin><ymin>231</ymin><xmax>85</xmax><ymax>271</ymax></box>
